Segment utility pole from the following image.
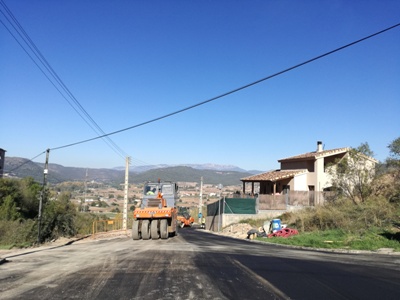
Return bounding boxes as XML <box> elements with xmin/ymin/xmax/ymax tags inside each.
<box><xmin>123</xmin><ymin>156</ymin><xmax>131</xmax><ymax>231</ymax></box>
<box><xmin>83</xmin><ymin>168</ymin><xmax>88</xmax><ymax>212</ymax></box>
<box><xmin>37</xmin><ymin>149</ymin><xmax>50</xmax><ymax>244</ymax></box>
<box><xmin>199</xmin><ymin>176</ymin><xmax>203</xmax><ymax>222</ymax></box>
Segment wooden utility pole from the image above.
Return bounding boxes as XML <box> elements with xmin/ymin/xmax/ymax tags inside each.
<box><xmin>199</xmin><ymin>176</ymin><xmax>203</xmax><ymax>221</ymax></box>
<box><xmin>37</xmin><ymin>149</ymin><xmax>50</xmax><ymax>244</ymax></box>
<box><xmin>83</xmin><ymin>168</ymin><xmax>88</xmax><ymax>212</ymax></box>
<box><xmin>123</xmin><ymin>156</ymin><xmax>131</xmax><ymax>230</ymax></box>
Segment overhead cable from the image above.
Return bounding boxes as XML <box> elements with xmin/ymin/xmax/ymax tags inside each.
<box><xmin>3</xmin><ymin>151</ymin><xmax>46</xmax><ymax>174</ymax></box>
<box><xmin>49</xmin><ymin>22</ymin><xmax>400</xmax><ymax>151</ymax></box>
<box><xmin>0</xmin><ymin>0</ymin><xmax>129</xmax><ymax>160</ymax></box>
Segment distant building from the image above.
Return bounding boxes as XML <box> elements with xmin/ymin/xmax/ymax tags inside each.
<box><xmin>0</xmin><ymin>148</ymin><xmax>5</xmax><ymax>178</ymax></box>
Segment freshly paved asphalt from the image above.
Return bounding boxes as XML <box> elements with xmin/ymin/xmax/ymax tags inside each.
<box><xmin>1</xmin><ymin>227</ymin><xmax>399</xmax><ymax>299</ymax></box>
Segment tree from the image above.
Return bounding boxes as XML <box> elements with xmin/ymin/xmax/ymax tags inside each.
<box><xmin>384</xmin><ymin>137</ymin><xmax>400</xmax><ymax>203</ymax></box>
<box><xmin>0</xmin><ymin>195</ymin><xmax>21</xmax><ymax>221</ymax></box>
<box><xmin>0</xmin><ymin>177</ymin><xmax>41</xmax><ymax>219</ymax></box>
<box><xmin>328</xmin><ymin>142</ymin><xmax>376</xmax><ymax>204</ymax></box>
<box><xmin>19</xmin><ymin>177</ymin><xmax>42</xmax><ymax>219</ymax></box>
<box><xmin>0</xmin><ymin>178</ymin><xmax>22</xmax><ymax>208</ymax></box>
<box><xmin>387</xmin><ymin>137</ymin><xmax>400</xmax><ymax>168</ymax></box>
<box><xmin>39</xmin><ymin>192</ymin><xmax>77</xmax><ymax>242</ymax></box>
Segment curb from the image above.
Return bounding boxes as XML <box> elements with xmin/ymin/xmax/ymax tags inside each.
<box><xmin>0</xmin><ymin>235</ymin><xmax>91</xmax><ymax>265</ymax></box>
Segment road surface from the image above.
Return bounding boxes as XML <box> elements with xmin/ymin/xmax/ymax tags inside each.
<box><xmin>1</xmin><ymin>227</ymin><xmax>399</xmax><ymax>299</ymax></box>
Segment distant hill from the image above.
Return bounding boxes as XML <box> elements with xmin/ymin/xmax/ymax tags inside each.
<box><xmin>4</xmin><ymin>157</ymin><xmax>257</xmax><ymax>186</ymax></box>
<box><xmin>114</xmin><ymin>163</ymin><xmax>249</xmax><ymax>173</ymax></box>
<box><xmin>4</xmin><ymin>157</ymin><xmax>125</xmax><ymax>184</ymax></box>
<box><xmin>129</xmin><ymin>166</ymin><xmax>253</xmax><ymax>186</ymax></box>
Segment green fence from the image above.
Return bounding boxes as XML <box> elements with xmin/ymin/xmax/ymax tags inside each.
<box><xmin>224</xmin><ymin>197</ymin><xmax>256</xmax><ymax>214</ymax></box>
<box><xmin>207</xmin><ymin>197</ymin><xmax>257</xmax><ymax>216</ymax></box>
<box><xmin>206</xmin><ymin>197</ymin><xmax>257</xmax><ymax>231</ymax></box>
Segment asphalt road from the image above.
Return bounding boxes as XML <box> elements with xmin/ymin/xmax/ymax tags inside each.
<box><xmin>1</xmin><ymin>227</ymin><xmax>399</xmax><ymax>300</ymax></box>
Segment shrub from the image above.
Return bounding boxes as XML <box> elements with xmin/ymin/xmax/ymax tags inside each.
<box><xmin>74</xmin><ymin>213</ymin><xmax>99</xmax><ymax>235</ymax></box>
<box><xmin>282</xmin><ymin>197</ymin><xmax>398</xmax><ymax>234</ymax></box>
<box><xmin>0</xmin><ymin>219</ymin><xmax>36</xmax><ymax>247</ymax></box>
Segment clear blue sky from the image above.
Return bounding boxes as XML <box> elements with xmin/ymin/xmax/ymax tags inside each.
<box><xmin>1</xmin><ymin>0</ymin><xmax>399</xmax><ymax>172</ymax></box>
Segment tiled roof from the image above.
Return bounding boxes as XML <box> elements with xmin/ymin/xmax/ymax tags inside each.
<box><xmin>278</xmin><ymin>147</ymin><xmax>349</xmax><ymax>162</ymax></box>
<box><xmin>241</xmin><ymin>169</ymin><xmax>307</xmax><ymax>182</ymax></box>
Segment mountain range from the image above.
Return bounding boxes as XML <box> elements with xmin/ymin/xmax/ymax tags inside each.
<box><xmin>4</xmin><ymin>157</ymin><xmax>262</xmax><ymax>186</ymax></box>
<box><xmin>113</xmin><ymin>163</ymin><xmax>260</xmax><ymax>174</ymax></box>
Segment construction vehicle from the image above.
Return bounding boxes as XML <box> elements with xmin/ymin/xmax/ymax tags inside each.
<box><xmin>177</xmin><ymin>207</ymin><xmax>195</xmax><ymax>228</ymax></box>
<box><xmin>132</xmin><ymin>181</ymin><xmax>178</xmax><ymax>240</ymax></box>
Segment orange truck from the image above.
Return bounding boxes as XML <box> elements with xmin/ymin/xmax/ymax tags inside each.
<box><xmin>132</xmin><ymin>181</ymin><xmax>178</xmax><ymax>240</ymax></box>
<box><xmin>177</xmin><ymin>207</ymin><xmax>194</xmax><ymax>228</ymax></box>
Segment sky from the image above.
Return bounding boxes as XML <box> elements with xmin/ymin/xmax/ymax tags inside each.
<box><xmin>1</xmin><ymin>0</ymin><xmax>399</xmax><ymax>172</ymax></box>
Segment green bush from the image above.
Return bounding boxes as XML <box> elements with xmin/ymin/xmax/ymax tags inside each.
<box><xmin>0</xmin><ymin>219</ymin><xmax>36</xmax><ymax>248</ymax></box>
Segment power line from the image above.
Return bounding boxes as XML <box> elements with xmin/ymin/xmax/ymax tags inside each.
<box><xmin>4</xmin><ymin>151</ymin><xmax>46</xmax><ymax>174</ymax></box>
<box><xmin>4</xmin><ymin>150</ymin><xmax>97</xmax><ymax>183</ymax></box>
<box><xmin>0</xmin><ymin>0</ymin><xmax>129</xmax><ymax>160</ymax></box>
<box><xmin>4</xmin><ymin>148</ymin><xmax>152</xmax><ymax>176</ymax></box>
<box><xmin>2</xmin><ymin>3</ymin><xmax>399</xmax><ymax>166</ymax></box>
<box><xmin>49</xmin><ymin>22</ymin><xmax>400</xmax><ymax>152</ymax></box>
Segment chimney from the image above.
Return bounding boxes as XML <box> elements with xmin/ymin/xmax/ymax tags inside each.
<box><xmin>317</xmin><ymin>141</ymin><xmax>323</xmax><ymax>152</ymax></box>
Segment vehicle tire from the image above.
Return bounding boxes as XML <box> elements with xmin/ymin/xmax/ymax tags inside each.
<box><xmin>151</xmin><ymin>220</ymin><xmax>159</xmax><ymax>239</ymax></box>
<box><xmin>132</xmin><ymin>220</ymin><xmax>141</xmax><ymax>240</ymax></box>
<box><xmin>141</xmin><ymin>220</ymin><xmax>150</xmax><ymax>240</ymax></box>
<box><xmin>160</xmin><ymin>219</ymin><xmax>168</xmax><ymax>239</ymax></box>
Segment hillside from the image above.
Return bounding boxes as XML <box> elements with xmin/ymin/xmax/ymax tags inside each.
<box><xmin>4</xmin><ymin>157</ymin><xmax>125</xmax><ymax>184</ymax></box>
<box><xmin>4</xmin><ymin>157</ymin><xmax>253</xmax><ymax>186</ymax></box>
<box><xmin>130</xmin><ymin>166</ymin><xmax>252</xmax><ymax>186</ymax></box>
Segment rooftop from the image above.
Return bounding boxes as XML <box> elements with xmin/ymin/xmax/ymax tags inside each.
<box><xmin>241</xmin><ymin>169</ymin><xmax>307</xmax><ymax>182</ymax></box>
<box><xmin>278</xmin><ymin>147</ymin><xmax>349</xmax><ymax>162</ymax></box>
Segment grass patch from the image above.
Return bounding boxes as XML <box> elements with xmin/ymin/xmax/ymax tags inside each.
<box><xmin>257</xmin><ymin>228</ymin><xmax>400</xmax><ymax>252</ymax></box>
<box><xmin>253</xmin><ymin>197</ymin><xmax>400</xmax><ymax>252</ymax></box>
<box><xmin>0</xmin><ymin>244</ymin><xmax>15</xmax><ymax>250</ymax></box>
<box><xmin>0</xmin><ymin>242</ymin><xmax>32</xmax><ymax>250</ymax></box>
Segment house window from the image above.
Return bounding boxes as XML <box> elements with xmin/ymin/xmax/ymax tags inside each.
<box><xmin>308</xmin><ymin>185</ymin><xmax>315</xmax><ymax>191</ymax></box>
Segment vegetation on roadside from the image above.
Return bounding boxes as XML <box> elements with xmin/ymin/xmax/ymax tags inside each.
<box><xmin>258</xmin><ymin>228</ymin><xmax>400</xmax><ymax>251</ymax></box>
<box><xmin>0</xmin><ymin>178</ymin><xmax>106</xmax><ymax>248</ymax></box>
<box><xmin>255</xmin><ymin>197</ymin><xmax>400</xmax><ymax>251</ymax></box>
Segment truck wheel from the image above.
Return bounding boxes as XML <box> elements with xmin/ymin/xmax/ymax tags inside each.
<box><xmin>141</xmin><ymin>220</ymin><xmax>150</xmax><ymax>240</ymax></box>
<box><xmin>151</xmin><ymin>220</ymin><xmax>159</xmax><ymax>239</ymax></box>
<box><xmin>132</xmin><ymin>220</ymin><xmax>141</xmax><ymax>240</ymax></box>
<box><xmin>160</xmin><ymin>219</ymin><xmax>168</xmax><ymax>239</ymax></box>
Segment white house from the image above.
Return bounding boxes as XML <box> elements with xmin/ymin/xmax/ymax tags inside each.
<box><xmin>241</xmin><ymin>141</ymin><xmax>377</xmax><ymax>206</ymax></box>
